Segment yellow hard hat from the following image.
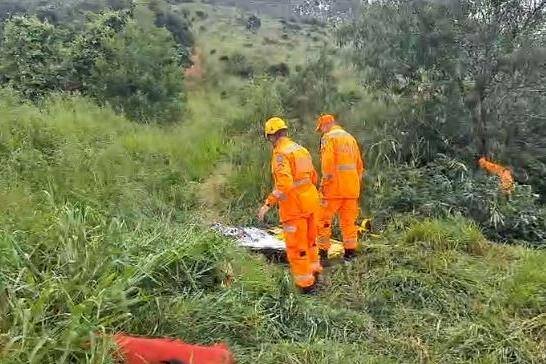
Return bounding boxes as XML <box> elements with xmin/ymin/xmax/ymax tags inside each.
<box><xmin>316</xmin><ymin>114</ymin><xmax>335</xmax><ymax>132</ymax></box>
<box><xmin>264</xmin><ymin>117</ymin><xmax>288</xmax><ymax>137</ymax></box>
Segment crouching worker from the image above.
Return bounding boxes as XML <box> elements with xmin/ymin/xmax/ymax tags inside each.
<box><xmin>258</xmin><ymin>117</ymin><xmax>322</xmax><ymax>294</ymax></box>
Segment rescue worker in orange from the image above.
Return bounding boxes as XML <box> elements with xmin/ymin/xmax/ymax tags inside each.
<box><xmin>477</xmin><ymin>156</ymin><xmax>515</xmax><ymax>194</ymax></box>
<box><xmin>315</xmin><ymin>114</ymin><xmax>364</xmax><ymax>266</ymax></box>
<box><xmin>258</xmin><ymin>117</ymin><xmax>322</xmax><ymax>294</ymax></box>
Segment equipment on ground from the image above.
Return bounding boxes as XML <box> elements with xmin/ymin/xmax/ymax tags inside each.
<box><xmin>113</xmin><ymin>334</ymin><xmax>235</xmax><ymax>364</ymax></box>
<box><xmin>212</xmin><ymin>218</ymin><xmax>377</xmax><ymax>261</ymax></box>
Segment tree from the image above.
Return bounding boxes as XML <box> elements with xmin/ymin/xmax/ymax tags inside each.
<box><xmin>340</xmin><ymin>0</ymin><xmax>546</xmax><ymax>194</ymax></box>
<box><xmin>0</xmin><ymin>4</ymin><xmax>189</xmax><ymax>123</ymax></box>
<box><xmin>88</xmin><ymin>8</ymin><xmax>186</xmax><ymax>123</ymax></box>
<box><xmin>0</xmin><ymin>16</ymin><xmax>70</xmax><ymax>99</ymax></box>
<box><xmin>148</xmin><ymin>0</ymin><xmax>194</xmax><ymax>67</ymax></box>
<box><xmin>70</xmin><ymin>10</ymin><xmax>130</xmax><ymax>91</ymax></box>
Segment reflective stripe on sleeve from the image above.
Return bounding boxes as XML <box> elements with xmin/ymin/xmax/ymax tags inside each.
<box><xmin>337</xmin><ymin>164</ymin><xmax>356</xmax><ymax>171</ymax></box>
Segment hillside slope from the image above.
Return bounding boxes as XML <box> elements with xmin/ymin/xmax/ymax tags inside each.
<box><xmin>0</xmin><ymin>3</ymin><xmax>544</xmax><ymax>363</ymax></box>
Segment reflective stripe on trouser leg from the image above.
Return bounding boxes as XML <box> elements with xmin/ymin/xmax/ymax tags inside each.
<box><xmin>306</xmin><ymin>213</ymin><xmax>322</xmax><ymax>274</ymax></box>
<box><xmin>340</xmin><ymin>199</ymin><xmax>359</xmax><ymax>250</ymax></box>
<box><xmin>317</xmin><ymin>199</ymin><xmax>342</xmax><ymax>251</ymax></box>
<box><xmin>283</xmin><ymin>219</ymin><xmax>315</xmax><ymax>288</ymax></box>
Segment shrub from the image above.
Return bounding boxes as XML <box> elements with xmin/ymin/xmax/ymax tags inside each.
<box><xmin>195</xmin><ymin>10</ymin><xmax>208</xmax><ymax>20</ymax></box>
<box><xmin>225</xmin><ymin>53</ymin><xmax>254</xmax><ymax>78</ymax></box>
<box><xmin>0</xmin><ymin>2</ymin><xmax>191</xmax><ymax>123</ymax></box>
<box><xmin>367</xmin><ymin>156</ymin><xmax>546</xmax><ymax>246</ymax></box>
<box><xmin>280</xmin><ymin>50</ymin><xmax>354</xmax><ymax>123</ymax></box>
<box><xmin>154</xmin><ymin>7</ymin><xmax>194</xmax><ymax>49</ymax></box>
<box><xmin>0</xmin><ymin>16</ymin><xmax>70</xmax><ymax>100</ymax></box>
<box><xmin>267</xmin><ymin>63</ymin><xmax>290</xmax><ymax>78</ymax></box>
<box><xmin>88</xmin><ymin>15</ymin><xmax>185</xmax><ymax>122</ymax></box>
<box><xmin>246</xmin><ymin>15</ymin><xmax>261</xmax><ymax>33</ymax></box>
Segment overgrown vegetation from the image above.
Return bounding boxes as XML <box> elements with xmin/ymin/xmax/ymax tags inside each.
<box><xmin>0</xmin><ymin>1</ymin><xmax>545</xmax><ymax>363</ymax></box>
<box><xmin>0</xmin><ymin>0</ymin><xmax>192</xmax><ymax>122</ymax></box>
<box><xmin>338</xmin><ymin>0</ymin><xmax>546</xmax><ymax>198</ymax></box>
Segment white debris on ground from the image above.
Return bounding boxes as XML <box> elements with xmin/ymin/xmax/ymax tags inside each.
<box><xmin>294</xmin><ymin>0</ymin><xmax>352</xmax><ymax>25</ymax></box>
<box><xmin>212</xmin><ymin>223</ymin><xmax>347</xmax><ymax>260</ymax></box>
<box><xmin>212</xmin><ymin>223</ymin><xmax>286</xmax><ymax>250</ymax></box>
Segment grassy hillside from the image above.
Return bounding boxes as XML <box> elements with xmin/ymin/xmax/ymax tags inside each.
<box><xmin>1</xmin><ymin>2</ymin><xmax>545</xmax><ymax>363</ymax></box>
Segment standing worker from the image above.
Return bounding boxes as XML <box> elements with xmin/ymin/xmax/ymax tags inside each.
<box><xmin>258</xmin><ymin>117</ymin><xmax>322</xmax><ymax>294</ymax></box>
<box><xmin>315</xmin><ymin>114</ymin><xmax>364</xmax><ymax>266</ymax></box>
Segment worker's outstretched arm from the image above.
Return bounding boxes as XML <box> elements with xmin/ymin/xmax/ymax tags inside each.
<box><xmin>356</xmin><ymin>144</ymin><xmax>365</xmax><ymax>180</ymax></box>
<box><xmin>265</xmin><ymin>154</ymin><xmax>294</xmax><ymax>206</ymax></box>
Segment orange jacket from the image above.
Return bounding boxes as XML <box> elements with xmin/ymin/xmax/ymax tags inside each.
<box><xmin>478</xmin><ymin>157</ymin><xmax>515</xmax><ymax>194</ymax></box>
<box><xmin>320</xmin><ymin>126</ymin><xmax>364</xmax><ymax>199</ymax></box>
<box><xmin>265</xmin><ymin>137</ymin><xmax>320</xmax><ymax>222</ymax></box>
<box><xmin>114</xmin><ymin>334</ymin><xmax>235</xmax><ymax>364</ymax></box>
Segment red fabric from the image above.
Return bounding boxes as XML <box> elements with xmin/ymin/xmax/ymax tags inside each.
<box><xmin>114</xmin><ymin>334</ymin><xmax>235</xmax><ymax>364</ymax></box>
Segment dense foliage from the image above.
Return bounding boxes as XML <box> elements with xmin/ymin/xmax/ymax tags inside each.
<box><xmin>0</xmin><ymin>0</ymin><xmax>192</xmax><ymax>122</ymax></box>
<box><xmin>339</xmin><ymin>0</ymin><xmax>546</xmax><ymax>198</ymax></box>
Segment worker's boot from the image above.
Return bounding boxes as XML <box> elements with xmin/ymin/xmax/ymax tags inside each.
<box><xmin>343</xmin><ymin>249</ymin><xmax>357</xmax><ymax>263</ymax></box>
<box><xmin>319</xmin><ymin>249</ymin><xmax>331</xmax><ymax>268</ymax></box>
<box><xmin>300</xmin><ymin>282</ymin><xmax>318</xmax><ymax>295</ymax></box>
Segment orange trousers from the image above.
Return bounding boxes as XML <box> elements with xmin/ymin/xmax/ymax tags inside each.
<box><xmin>283</xmin><ymin>213</ymin><xmax>321</xmax><ymax>288</ymax></box>
<box><xmin>317</xmin><ymin>198</ymin><xmax>359</xmax><ymax>251</ymax></box>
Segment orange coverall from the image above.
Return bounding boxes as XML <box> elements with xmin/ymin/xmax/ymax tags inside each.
<box><xmin>317</xmin><ymin>126</ymin><xmax>364</xmax><ymax>251</ymax></box>
<box><xmin>478</xmin><ymin>157</ymin><xmax>515</xmax><ymax>194</ymax></box>
<box><xmin>265</xmin><ymin>137</ymin><xmax>321</xmax><ymax>288</ymax></box>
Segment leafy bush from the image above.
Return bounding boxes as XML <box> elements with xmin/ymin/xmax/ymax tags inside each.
<box><xmin>0</xmin><ymin>4</ymin><xmax>190</xmax><ymax>123</ymax></box>
<box><xmin>151</xmin><ymin>0</ymin><xmax>194</xmax><ymax>54</ymax></box>
<box><xmin>225</xmin><ymin>53</ymin><xmax>254</xmax><ymax>78</ymax></box>
<box><xmin>340</xmin><ymin>0</ymin><xmax>546</xmax><ymax>199</ymax></box>
<box><xmin>281</xmin><ymin>51</ymin><xmax>354</xmax><ymax>123</ymax></box>
<box><xmin>267</xmin><ymin>62</ymin><xmax>290</xmax><ymax>78</ymax></box>
<box><xmin>88</xmin><ymin>13</ymin><xmax>185</xmax><ymax>122</ymax></box>
<box><xmin>367</xmin><ymin>156</ymin><xmax>546</xmax><ymax>246</ymax></box>
<box><xmin>0</xmin><ymin>16</ymin><xmax>70</xmax><ymax>100</ymax></box>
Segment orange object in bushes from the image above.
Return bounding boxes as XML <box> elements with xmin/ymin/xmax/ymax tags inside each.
<box><xmin>478</xmin><ymin>157</ymin><xmax>515</xmax><ymax>194</ymax></box>
<box><xmin>114</xmin><ymin>334</ymin><xmax>235</xmax><ymax>364</ymax></box>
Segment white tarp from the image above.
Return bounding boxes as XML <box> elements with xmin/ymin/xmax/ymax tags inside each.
<box><xmin>212</xmin><ymin>223</ymin><xmax>285</xmax><ymax>250</ymax></box>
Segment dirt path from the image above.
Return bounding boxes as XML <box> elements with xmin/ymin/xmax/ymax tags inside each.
<box><xmin>185</xmin><ymin>47</ymin><xmax>205</xmax><ymax>88</ymax></box>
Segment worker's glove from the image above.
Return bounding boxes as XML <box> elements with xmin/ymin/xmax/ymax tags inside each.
<box><xmin>257</xmin><ymin>204</ymin><xmax>271</xmax><ymax>222</ymax></box>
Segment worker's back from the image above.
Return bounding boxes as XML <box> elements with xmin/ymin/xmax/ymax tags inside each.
<box><xmin>320</xmin><ymin>126</ymin><xmax>363</xmax><ymax>199</ymax></box>
<box><xmin>272</xmin><ymin>137</ymin><xmax>319</xmax><ymax>221</ymax></box>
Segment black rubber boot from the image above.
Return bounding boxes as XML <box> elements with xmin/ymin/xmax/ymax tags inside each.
<box><xmin>343</xmin><ymin>249</ymin><xmax>357</xmax><ymax>263</ymax></box>
<box><xmin>300</xmin><ymin>283</ymin><xmax>318</xmax><ymax>295</ymax></box>
<box><xmin>319</xmin><ymin>249</ymin><xmax>331</xmax><ymax>268</ymax></box>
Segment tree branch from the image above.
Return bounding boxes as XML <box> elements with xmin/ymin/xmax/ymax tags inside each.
<box><xmin>516</xmin><ymin>0</ymin><xmax>546</xmax><ymax>38</ymax></box>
